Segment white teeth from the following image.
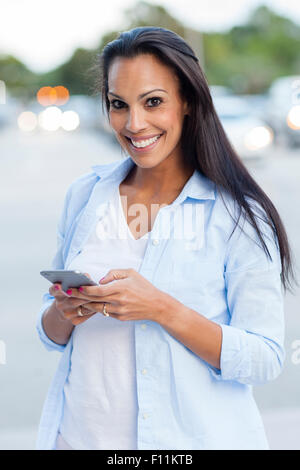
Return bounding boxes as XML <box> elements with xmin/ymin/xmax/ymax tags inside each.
<box><xmin>131</xmin><ymin>135</ymin><xmax>161</xmax><ymax>148</ymax></box>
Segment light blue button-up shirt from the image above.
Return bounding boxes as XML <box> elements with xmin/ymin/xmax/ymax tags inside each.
<box><xmin>36</xmin><ymin>156</ymin><xmax>285</xmax><ymax>450</ymax></box>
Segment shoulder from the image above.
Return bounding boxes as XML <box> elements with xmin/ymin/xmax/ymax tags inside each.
<box><xmin>66</xmin><ymin>170</ymin><xmax>99</xmax><ymax>196</ymax></box>
<box><xmin>213</xmin><ymin>189</ymin><xmax>281</xmax><ymax>273</ymax></box>
<box><xmin>213</xmin><ymin>186</ymin><xmax>276</xmax><ymax>242</ymax></box>
<box><xmin>66</xmin><ymin>159</ymin><xmax>123</xmax><ymax>198</ymax></box>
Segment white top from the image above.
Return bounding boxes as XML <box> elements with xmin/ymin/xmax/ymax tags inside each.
<box><xmin>58</xmin><ymin>186</ymin><xmax>148</xmax><ymax>450</ymax></box>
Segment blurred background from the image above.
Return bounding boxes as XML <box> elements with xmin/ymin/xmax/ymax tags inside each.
<box><xmin>0</xmin><ymin>0</ymin><xmax>300</xmax><ymax>450</ymax></box>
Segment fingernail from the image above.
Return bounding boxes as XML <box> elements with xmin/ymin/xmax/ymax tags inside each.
<box><xmin>54</xmin><ymin>285</ymin><xmax>60</xmax><ymax>290</ymax></box>
<box><xmin>66</xmin><ymin>289</ymin><xmax>72</xmax><ymax>295</ymax></box>
<box><xmin>99</xmin><ymin>277</ymin><xmax>105</xmax><ymax>283</ymax></box>
<box><xmin>79</xmin><ymin>287</ymin><xmax>84</xmax><ymax>292</ymax></box>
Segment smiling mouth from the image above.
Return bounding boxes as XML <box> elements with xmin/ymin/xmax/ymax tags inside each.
<box><xmin>125</xmin><ymin>134</ymin><xmax>163</xmax><ymax>149</ymax></box>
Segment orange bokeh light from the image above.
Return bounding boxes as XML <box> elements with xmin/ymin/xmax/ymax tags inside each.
<box><xmin>37</xmin><ymin>86</ymin><xmax>69</xmax><ymax>106</ymax></box>
<box><xmin>37</xmin><ymin>87</ymin><xmax>53</xmax><ymax>106</ymax></box>
<box><xmin>54</xmin><ymin>86</ymin><xmax>70</xmax><ymax>105</ymax></box>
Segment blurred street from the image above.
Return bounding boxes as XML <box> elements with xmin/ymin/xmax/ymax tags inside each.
<box><xmin>0</xmin><ymin>126</ymin><xmax>299</xmax><ymax>449</ymax></box>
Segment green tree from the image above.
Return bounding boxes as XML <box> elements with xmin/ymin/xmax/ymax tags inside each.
<box><xmin>36</xmin><ymin>48</ymin><xmax>96</xmax><ymax>95</ymax></box>
<box><xmin>204</xmin><ymin>5</ymin><xmax>300</xmax><ymax>93</ymax></box>
<box><xmin>0</xmin><ymin>54</ymin><xmax>39</xmax><ymax>100</ymax></box>
<box><xmin>2</xmin><ymin>3</ymin><xmax>300</xmax><ymax>99</ymax></box>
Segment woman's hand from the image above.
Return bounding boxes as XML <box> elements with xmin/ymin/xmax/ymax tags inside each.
<box><xmin>64</xmin><ymin>268</ymin><xmax>172</xmax><ymax>323</ymax></box>
<box><xmin>49</xmin><ymin>273</ymin><xmax>99</xmax><ymax>326</ymax></box>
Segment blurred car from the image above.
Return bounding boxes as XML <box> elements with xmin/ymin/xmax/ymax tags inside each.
<box><xmin>213</xmin><ymin>95</ymin><xmax>274</xmax><ymax>160</ymax></box>
<box><xmin>264</xmin><ymin>75</ymin><xmax>300</xmax><ymax>147</ymax></box>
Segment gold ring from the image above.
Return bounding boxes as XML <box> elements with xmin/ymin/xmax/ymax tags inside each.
<box><xmin>103</xmin><ymin>303</ymin><xmax>109</xmax><ymax>317</ymax></box>
<box><xmin>77</xmin><ymin>306</ymin><xmax>84</xmax><ymax>317</ymax></box>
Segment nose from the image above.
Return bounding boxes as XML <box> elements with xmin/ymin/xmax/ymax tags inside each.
<box><xmin>125</xmin><ymin>106</ymin><xmax>147</xmax><ymax>133</ymax></box>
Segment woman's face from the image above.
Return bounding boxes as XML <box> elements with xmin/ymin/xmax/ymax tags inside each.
<box><xmin>107</xmin><ymin>53</ymin><xmax>189</xmax><ymax>169</ymax></box>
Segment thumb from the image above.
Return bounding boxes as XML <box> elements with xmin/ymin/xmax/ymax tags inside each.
<box><xmin>99</xmin><ymin>269</ymin><xmax>129</xmax><ymax>284</ymax></box>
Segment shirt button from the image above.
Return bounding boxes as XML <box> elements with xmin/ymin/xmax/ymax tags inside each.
<box><xmin>152</xmin><ymin>239</ymin><xmax>159</xmax><ymax>246</ymax></box>
<box><xmin>141</xmin><ymin>368</ymin><xmax>147</xmax><ymax>375</ymax></box>
<box><xmin>141</xmin><ymin>324</ymin><xmax>147</xmax><ymax>330</ymax></box>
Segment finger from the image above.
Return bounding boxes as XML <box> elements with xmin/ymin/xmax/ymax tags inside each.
<box><xmin>81</xmin><ymin>302</ymin><xmax>101</xmax><ymax>312</ymax></box>
<box><xmin>63</xmin><ymin>304</ymin><xmax>94</xmax><ymax>321</ymax></box>
<box><xmin>77</xmin><ymin>304</ymin><xmax>96</xmax><ymax>316</ymax></box>
<box><xmin>56</xmin><ymin>296</ymin><xmax>88</xmax><ymax>310</ymax></box>
<box><xmin>79</xmin><ymin>301</ymin><xmax>107</xmax><ymax>314</ymax></box>
<box><xmin>85</xmin><ymin>301</ymin><xmax>125</xmax><ymax>316</ymax></box>
<box><xmin>99</xmin><ymin>269</ymin><xmax>133</xmax><ymax>284</ymax></box>
<box><xmin>55</xmin><ymin>297</ymin><xmax>92</xmax><ymax>321</ymax></box>
<box><xmin>71</xmin><ymin>312</ymin><xmax>96</xmax><ymax>325</ymax></box>
<box><xmin>83</xmin><ymin>272</ymin><xmax>92</xmax><ymax>279</ymax></box>
<box><xmin>49</xmin><ymin>283</ymin><xmax>68</xmax><ymax>297</ymax></box>
<box><xmin>72</xmin><ymin>301</ymin><xmax>106</xmax><ymax>315</ymax></box>
<box><xmin>68</xmin><ymin>284</ymin><xmax>121</xmax><ymax>300</ymax></box>
<box><xmin>75</xmin><ymin>303</ymin><xmax>98</xmax><ymax>315</ymax></box>
<box><xmin>71</xmin><ymin>301</ymin><xmax>99</xmax><ymax>324</ymax></box>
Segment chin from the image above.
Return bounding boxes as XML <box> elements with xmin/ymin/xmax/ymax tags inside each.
<box><xmin>129</xmin><ymin>154</ymin><xmax>168</xmax><ymax>169</ymax></box>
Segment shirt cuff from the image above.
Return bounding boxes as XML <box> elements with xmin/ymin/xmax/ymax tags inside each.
<box><xmin>208</xmin><ymin>324</ymin><xmax>251</xmax><ymax>381</ymax></box>
<box><xmin>36</xmin><ymin>293</ymin><xmax>66</xmax><ymax>353</ymax></box>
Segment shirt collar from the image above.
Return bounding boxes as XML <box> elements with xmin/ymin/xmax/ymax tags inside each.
<box><xmin>91</xmin><ymin>156</ymin><xmax>216</xmax><ymax>203</ymax></box>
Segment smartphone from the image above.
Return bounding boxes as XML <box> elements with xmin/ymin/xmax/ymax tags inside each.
<box><xmin>40</xmin><ymin>270</ymin><xmax>98</xmax><ymax>292</ymax></box>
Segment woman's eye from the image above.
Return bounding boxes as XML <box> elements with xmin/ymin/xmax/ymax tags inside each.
<box><xmin>110</xmin><ymin>100</ymin><xmax>125</xmax><ymax>109</ymax></box>
<box><xmin>147</xmin><ymin>97</ymin><xmax>162</xmax><ymax>107</ymax></box>
<box><xmin>109</xmin><ymin>97</ymin><xmax>162</xmax><ymax>110</ymax></box>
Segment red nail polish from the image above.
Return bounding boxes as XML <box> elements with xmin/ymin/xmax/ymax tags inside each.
<box><xmin>79</xmin><ymin>287</ymin><xmax>84</xmax><ymax>292</ymax></box>
<box><xmin>54</xmin><ymin>285</ymin><xmax>60</xmax><ymax>290</ymax></box>
<box><xmin>66</xmin><ymin>289</ymin><xmax>72</xmax><ymax>295</ymax></box>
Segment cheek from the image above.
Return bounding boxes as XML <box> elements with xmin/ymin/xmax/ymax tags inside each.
<box><xmin>155</xmin><ymin>113</ymin><xmax>176</xmax><ymax>134</ymax></box>
<box><xmin>162</xmin><ymin>116</ymin><xmax>184</xmax><ymax>143</ymax></box>
<box><xmin>109</xmin><ymin>112</ymin><xmax>123</xmax><ymax>131</ymax></box>
<box><xmin>160</xmin><ymin>107</ymin><xmax>185</xmax><ymax>131</ymax></box>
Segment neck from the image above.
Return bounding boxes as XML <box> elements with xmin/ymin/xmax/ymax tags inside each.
<box><xmin>128</xmin><ymin>156</ymin><xmax>194</xmax><ymax>198</ymax></box>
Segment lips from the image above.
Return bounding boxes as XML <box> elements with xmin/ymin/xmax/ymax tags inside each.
<box><xmin>125</xmin><ymin>133</ymin><xmax>163</xmax><ymax>142</ymax></box>
<box><xmin>125</xmin><ymin>133</ymin><xmax>164</xmax><ymax>152</ymax></box>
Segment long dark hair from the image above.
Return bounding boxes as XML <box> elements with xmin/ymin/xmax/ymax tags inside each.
<box><xmin>92</xmin><ymin>26</ymin><xmax>297</xmax><ymax>293</ymax></box>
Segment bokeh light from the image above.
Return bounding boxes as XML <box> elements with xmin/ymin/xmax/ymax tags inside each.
<box><xmin>54</xmin><ymin>86</ymin><xmax>69</xmax><ymax>105</ymax></box>
<box><xmin>287</xmin><ymin>105</ymin><xmax>300</xmax><ymax>130</ymax></box>
<box><xmin>17</xmin><ymin>111</ymin><xmax>38</xmax><ymax>132</ymax></box>
<box><xmin>61</xmin><ymin>111</ymin><xmax>80</xmax><ymax>131</ymax></box>
<box><xmin>244</xmin><ymin>126</ymin><xmax>273</xmax><ymax>150</ymax></box>
<box><xmin>38</xmin><ymin>106</ymin><xmax>62</xmax><ymax>131</ymax></box>
<box><xmin>37</xmin><ymin>86</ymin><xmax>69</xmax><ymax>106</ymax></box>
<box><xmin>37</xmin><ymin>87</ymin><xmax>56</xmax><ymax>106</ymax></box>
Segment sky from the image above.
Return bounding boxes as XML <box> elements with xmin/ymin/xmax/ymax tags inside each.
<box><xmin>0</xmin><ymin>0</ymin><xmax>299</xmax><ymax>73</ymax></box>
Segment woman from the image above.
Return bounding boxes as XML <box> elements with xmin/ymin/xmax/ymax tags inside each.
<box><xmin>36</xmin><ymin>26</ymin><xmax>296</xmax><ymax>450</ymax></box>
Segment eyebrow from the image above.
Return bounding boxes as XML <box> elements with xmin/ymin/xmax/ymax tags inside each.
<box><xmin>107</xmin><ymin>88</ymin><xmax>168</xmax><ymax>100</ymax></box>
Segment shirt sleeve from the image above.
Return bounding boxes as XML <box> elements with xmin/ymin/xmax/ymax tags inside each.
<box><xmin>209</xmin><ymin>202</ymin><xmax>285</xmax><ymax>385</ymax></box>
<box><xmin>36</xmin><ymin>185</ymin><xmax>73</xmax><ymax>353</ymax></box>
